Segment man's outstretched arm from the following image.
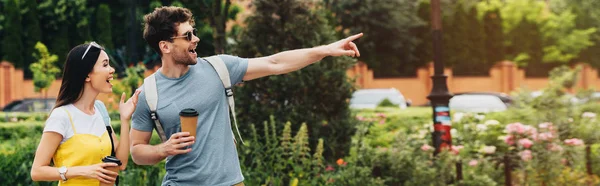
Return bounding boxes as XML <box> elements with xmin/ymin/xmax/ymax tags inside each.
<box><xmin>243</xmin><ymin>33</ymin><xmax>363</xmax><ymax>81</ymax></box>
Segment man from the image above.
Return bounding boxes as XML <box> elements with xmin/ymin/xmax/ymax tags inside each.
<box><xmin>130</xmin><ymin>6</ymin><xmax>362</xmax><ymax>186</ymax></box>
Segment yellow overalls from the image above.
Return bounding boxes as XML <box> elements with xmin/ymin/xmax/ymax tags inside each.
<box><xmin>52</xmin><ymin>108</ymin><xmax>112</xmax><ymax>186</ymax></box>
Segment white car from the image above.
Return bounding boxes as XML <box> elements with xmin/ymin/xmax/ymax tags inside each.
<box><xmin>350</xmin><ymin>88</ymin><xmax>409</xmax><ymax>109</ymax></box>
<box><xmin>449</xmin><ymin>94</ymin><xmax>507</xmax><ymax>113</ymax></box>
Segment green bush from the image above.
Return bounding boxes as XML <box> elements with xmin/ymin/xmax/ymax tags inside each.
<box><xmin>377</xmin><ymin>98</ymin><xmax>398</xmax><ymax>108</ymax></box>
<box><xmin>0</xmin><ymin>112</ymin><xmax>48</xmax><ymax>122</ymax></box>
<box><xmin>234</xmin><ymin>0</ymin><xmax>357</xmax><ymax>160</ymax></box>
<box><xmin>238</xmin><ymin>116</ymin><xmax>327</xmax><ymax>185</ymax></box>
<box><xmin>0</xmin><ymin>121</ymin><xmax>165</xmax><ymax>185</ymax></box>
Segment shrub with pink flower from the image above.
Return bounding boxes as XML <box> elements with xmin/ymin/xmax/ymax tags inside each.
<box><xmin>480</xmin><ymin>146</ymin><xmax>496</xmax><ymax>154</ymax></box>
<box><xmin>421</xmin><ymin>144</ymin><xmax>433</xmax><ymax>151</ymax></box>
<box><xmin>564</xmin><ymin>138</ymin><xmax>584</xmax><ymax>146</ymax></box>
<box><xmin>505</xmin><ymin>122</ymin><xmax>525</xmax><ymax>134</ymax></box>
<box><xmin>451</xmin><ymin>145</ymin><xmax>464</xmax><ymax>155</ymax></box>
<box><xmin>468</xmin><ymin>160</ymin><xmax>478</xmax><ymax>167</ymax></box>
<box><xmin>547</xmin><ymin>143</ymin><xmax>564</xmax><ymax>152</ymax></box>
<box><xmin>519</xmin><ymin>150</ymin><xmax>532</xmax><ymax>161</ymax></box>
<box><xmin>503</xmin><ymin>135</ymin><xmax>515</xmax><ymax>145</ymax></box>
<box><xmin>518</xmin><ymin>138</ymin><xmax>533</xmax><ymax>148</ymax></box>
<box><xmin>537</xmin><ymin>132</ymin><xmax>554</xmax><ymax>141</ymax></box>
<box><xmin>582</xmin><ymin>112</ymin><xmax>597</xmax><ymax>119</ymax></box>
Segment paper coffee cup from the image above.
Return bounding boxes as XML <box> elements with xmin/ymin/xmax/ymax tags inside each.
<box><xmin>180</xmin><ymin>108</ymin><xmax>199</xmax><ymax>137</ymax></box>
<box><xmin>100</xmin><ymin>156</ymin><xmax>121</xmax><ymax>186</ymax></box>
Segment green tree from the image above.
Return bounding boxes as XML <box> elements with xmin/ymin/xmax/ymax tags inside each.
<box><xmin>29</xmin><ymin>42</ymin><xmax>60</xmax><ymax>109</ymax></box>
<box><xmin>477</xmin><ymin>0</ymin><xmax>595</xmax><ymax>76</ymax></box>
<box><xmin>234</xmin><ymin>0</ymin><xmax>357</xmax><ymax>159</ymax></box>
<box><xmin>413</xmin><ymin>0</ymin><xmax>432</xmax><ymax>69</ymax></box>
<box><xmin>191</xmin><ymin>0</ymin><xmax>241</xmax><ymax>54</ymax></box>
<box><xmin>561</xmin><ymin>0</ymin><xmax>600</xmax><ymax>68</ymax></box>
<box><xmin>328</xmin><ymin>0</ymin><xmax>424</xmax><ymax>77</ymax></box>
<box><xmin>483</xmin><ymin>9</ymin><xmax>505</xmax><ymax>66</ymax></box>
<box><xmin>1</xmin><ymin>0</ymin><xmax>24</xmax><ymax>68</ymax></box>
<box><xmin>445</xmin><ymin>1</ymin><xmax>487</xmax><ymax>76</ymax></box>
<box><xmin>95</xmin><ymin>4</ymin><xmax>114</xmax><ymax>50</ymax></box>
<box><xmin>21</xmin><ymin>0</ymin><xmax>42</xmax><ymax>78</ymax></box>
<box><xmin>38</xmin><ymin>0</ymin><xmax>91</xmax><ymax>67</ymax></box>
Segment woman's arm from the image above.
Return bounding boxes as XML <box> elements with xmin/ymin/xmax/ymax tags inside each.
<box><xmin>112</xmin><ymin>119</ymin><xmax>130</xmax><ymax>170</ymax></box>
<box><xmin>114</xmin><ymin>90</ymin><xmax>141</xmax><ymax>170</ymax></box>
<box><xmin>31</xmin><ymin>132</ymin><xmax>118</xmax><ymax>183</ymax></box>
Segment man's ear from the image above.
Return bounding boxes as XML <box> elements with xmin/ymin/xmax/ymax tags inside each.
<box><xmin>159</xmin><ymin>41</ymin><xmax>171</xmax><ymax>54</ymax></box>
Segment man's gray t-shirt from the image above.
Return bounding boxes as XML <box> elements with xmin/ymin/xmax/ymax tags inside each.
<box><xmin>132</xmin><ymin>55</ymin><xmax>248</xmax><ymax>186</ymax></box>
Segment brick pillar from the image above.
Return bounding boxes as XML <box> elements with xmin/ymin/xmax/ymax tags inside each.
<box><xmin>0</xmin><ymin>61</ymin><xmax>13</xmax><ymax>107</ymax></box>
<box><xmin>494</xmin><ymin>61</ymin><xmax>518</xmax><ymax>93</ymax></box>
<box><xmin>576</xmin><ymin>63</ymin><xmax>595</xmax><ymax>89</ymax></box>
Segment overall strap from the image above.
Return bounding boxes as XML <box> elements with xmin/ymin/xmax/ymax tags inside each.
<box><xmin>94</xmin><ymin>100</ymin><xmax>115</xmax><ymax>157</ymax></box>
<box><xmin>62</xmin><ymin>108</ymin><xmax>77</xmax><ymax>134</ymax></box>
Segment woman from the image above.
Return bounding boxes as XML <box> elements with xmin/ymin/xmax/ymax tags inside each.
<box><xmin>30</xmin><ymin>42</ymin><xmax>141</xmax><ymax>185</ymax></box>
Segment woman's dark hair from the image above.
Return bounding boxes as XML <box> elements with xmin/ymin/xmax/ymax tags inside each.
<box><xmin>143</xmin><ymin>6</ymin><xmax>194</xmax><ymax>56</ymax></box>
<box><xmin>53</xmin><ymin>43</ymin><xmax>104</xmax><ymax>109</ymax></box>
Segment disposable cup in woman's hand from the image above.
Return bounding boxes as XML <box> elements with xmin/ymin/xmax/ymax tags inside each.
<box><xmin>99</xmin><ymin>156</ymin><xmax>121</xmax><ymax>186</ymax></box>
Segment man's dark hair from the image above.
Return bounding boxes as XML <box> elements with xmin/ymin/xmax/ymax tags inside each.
<box><xmin>143</xmin><ymin>6</ymin><xmax>195</xmax><ymax>56</ymax></box>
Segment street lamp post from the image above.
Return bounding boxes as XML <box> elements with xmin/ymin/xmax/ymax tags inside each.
<box><xmin>427</xmin><ymin>0</ymin><xmax>453</xmax><ymax>154</ymax></box>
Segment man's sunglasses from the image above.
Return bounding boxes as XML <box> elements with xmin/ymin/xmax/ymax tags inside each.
<box><xmin>82</xmin><ymin>41</ymin><xmax>103</xmax><ymax>60</ymax></box>
<box><xmin>171</xmin><ymin>29</ymin><xmax>197</xmax><ymax>41</ymax></box>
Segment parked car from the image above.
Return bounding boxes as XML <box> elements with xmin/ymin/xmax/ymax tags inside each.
<box><xmin>530</xmin><ymin>90</ymin><xmax>582</xmax><ymax>104</ymax></box>
<box><xmin>2</xmin><ymin>98</ymin><xmax>56</xmax><ymax>112</ymax></box>
<box><xmin>350</xmin><ymin>88</ymin><xmax>409</xmax><ymax>109</ymax></box>
<box><xmin>454</xmin><ymin>92</ymin><xmax>513</xmax><ymax>107</ymax></box>
<box><xmin>449</xmin><ymin>94</ymin><xmax>507</xmax><ymax>113</ymax></box>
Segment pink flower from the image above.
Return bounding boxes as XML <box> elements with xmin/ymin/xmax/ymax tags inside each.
<box><xmin>481</xmin><ymin>146</ymin><xmax>496</xmax><ymax>154</ymax></box>
<box><xmin>376</xmin><ymin>113</ymin><xmax>387</xmax><ymax>118</ymax></box>
<box><xmin>421</xmin><ymin>144</ymin><xmax>433</xmax><ymax>151</ymax></box>
<box><xmin>547</xmin><ymin>143</ymin><xmax>564</xmax><ymax>152</ymax></box>
<box><xmin>325</xmin><ymin>165</ymin><xmax>335</xmax><ymax>171</ymax></box>
<box><xmin>564</xmin><ymin>138</ymin><xmax>585</xmax><ymax>146</ymax></box>
<box><xmin>538</xmin><ymin>122</ymin><xmax>552</xmax><ymax>129</ymax></box>
<box><xmin>523</xmin><ymin>125</ymin><xmax>537</xmax><ymax>137</ymax></box>
<box><xmin>518</xmin><ymin>138</ymin><xmax>534</xmax><ymax>148</ymax></box>
<box><xmin>537</xmin><ymin>132</ymin><xmax>554</xmax><ymax>141</ymax></box>
<box><xmin>356</xmin><ymin>116</ymin><xmax>366</xmax><ymax>121</ymax></box>
<box><xmin>504</xmin><ymin>135</ymin><xmax>515</xmax><ymax>145</ymax></box>
<box><xmin>519</xmin><ymin>150</ymin><xmax>532</xmax><ymax>161</ymax></box>
<box><xmin>561</xmin><ymin>158</ymin><xmax>568</xmax><ymax>165</ymax></box>
<box><xmin>582</xmin><ymin>112</ymin><xmax>597</xmax><ymax>119</ymax></box>
<box><xmin>506</xmin><ymin>122</ymin><xmax>525</xmax><ymax>134</ymax></box>
<box><xmin>451</xmin><ymin>145</ymin><xmax>464</xmax><ymax>155</ymax></box>
<box><xmin>379</xmin><ymin>119</ymin><xmax>385</xmax><ymax>124</ymax></box>
<box><xmin>468</xmin><ymin>160</ymin><xmax>478</xmax><ymax>167</ymax></box>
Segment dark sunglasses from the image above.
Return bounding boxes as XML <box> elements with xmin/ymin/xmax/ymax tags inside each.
<box><xmin>82</xmin><ymin>41</ymin><xmax>103</xmax><ymax>60</ymax></box>
<box><xmin>171</xmin><ymin>28</ymin><xmax>198</xmax><ymax>41</ymax></box>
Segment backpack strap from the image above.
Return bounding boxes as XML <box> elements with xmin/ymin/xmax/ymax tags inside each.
<box><xmin>94</xmin><ymin>100</ymin><xmax>119</xmax><ymax>186</ymax></box>
<box><xmin>94</xmin><ymin>100</ymin><xmax>115</xmax><ymax>156</ymax></box>
<box><xmin>143</xmin><ymin>73</ymin><xmax>168</xmax><ymax>142</ymax></box>
<box><xmin>204</xmin><ymin>56</ymin><xmax>244</xmax><ymax>145</ymax></box>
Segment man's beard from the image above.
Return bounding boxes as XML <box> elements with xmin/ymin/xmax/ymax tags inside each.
<box><xmin>173</xmin><ymin>49</ymin><xmax>197</xmax><ymax>65</ymax></box>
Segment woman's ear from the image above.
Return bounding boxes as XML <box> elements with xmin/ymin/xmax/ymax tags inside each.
<box><xmin>85</xmin><ymin>75</ymin><xmax>91</xmax><ymax>82</ymax></box>
<box><xmin>159</xmin><ymin>41</ymin><xmax>170</xmax><ymax>54</ymax></box>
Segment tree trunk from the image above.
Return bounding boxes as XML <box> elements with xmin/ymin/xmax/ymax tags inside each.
<box><xmin>505</xmin><ymin>154</ymin><xmax>512</xmax><ymax>186</ymax></box>
<box><xmin>587</xmin><ymin>144</ymin><xmax>593</xmax><ymax>175</ymax></box>
<box><xmin>456</xmin><ymin>161</ymin><xmax>463</xmax><ymax>182</ymax></box>
<box><xmin>210</xmin><ymin>0</ymin><xmax>231</xmax><ymax>54</ymax></box>
<box><xmin>44</xmin><ymin>89</ymin><xmax>48</xmax><ymax>110</ymax></box>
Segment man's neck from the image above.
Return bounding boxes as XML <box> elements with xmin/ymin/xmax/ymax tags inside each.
<box><xmin>160</xmin><ymin>58</ymin><xmax>190</xmax><ymax>79</ymax></box>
